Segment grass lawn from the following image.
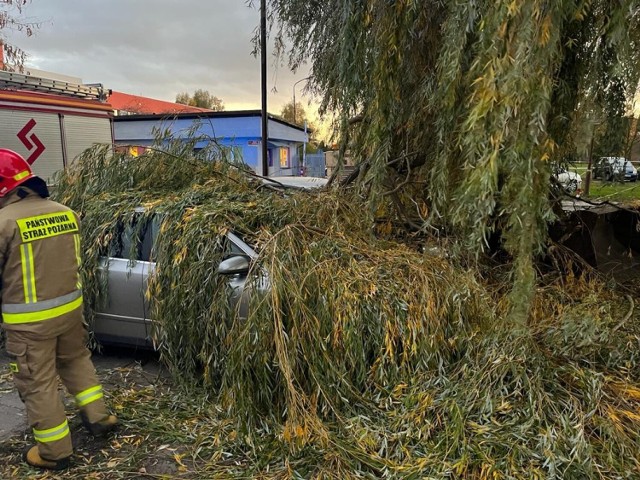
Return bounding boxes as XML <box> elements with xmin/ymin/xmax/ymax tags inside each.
<box><xmin>585</xmin><ymin>180</ymin><xmax>640</xmax><ymax>202</ymax></box>
<box><xmin>568</xmin><ymin>162</ymin><xmax>640</xmax><ymax>202</ymax></box>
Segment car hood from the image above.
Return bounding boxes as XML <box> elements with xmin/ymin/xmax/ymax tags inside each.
<box><xmin>554</xmin><ymin>170</ymin><xmax>581</xmax><ymax>181</ymax></box>
<box><xmin>262</xmin><ymin>176</ymin><xmax>328</xmax><ymax>190</ymax></box>
<box><xmin>562</xmin><ymin>171</ymin><xmax>581</xmax><ymax>181</ymax></box>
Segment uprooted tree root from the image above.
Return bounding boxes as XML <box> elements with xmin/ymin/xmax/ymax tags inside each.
<box><xmin>40</xmin><ymin>141</ymin><xmax>640</xmax><ymax>478</ymax></box>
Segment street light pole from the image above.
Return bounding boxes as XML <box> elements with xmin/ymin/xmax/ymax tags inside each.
<box><xmin>260</xmin><ymin>0</ymin><xmax>268</xmax><ymax>177</ymax></box>
<box><xmin>292</xmin><ymin>76</ymin><xmax>310</xmax><ymax>125</ymax></box>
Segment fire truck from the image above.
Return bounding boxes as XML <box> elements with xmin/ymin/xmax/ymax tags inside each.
<box><xmin>0</xmin><ymin>70</ymin><xmax>114</xmax><ymax>182</ymax></box>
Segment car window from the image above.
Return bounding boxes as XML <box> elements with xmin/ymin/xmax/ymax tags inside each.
<box><xmin>227</xmin><ymin>240</ymin><xmax>245</xmax><ymax>256</ymax></box>
<box><xmin>108</xmin><ymin>214</ymin><xmax>154</xmax><ymax>262</ymax></box>
<box><xmin>107</xmin><ymin>213</ymin><xmax>256</xmax><ymax>263</ymax></box>
<box><xmin>225</xmin><ymin>232</ymin><xmax>258</xmax><ymax>259</ymax></box>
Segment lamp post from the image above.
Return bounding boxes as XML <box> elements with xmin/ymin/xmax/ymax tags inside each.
<box><xmin>292</xmin><ymin>76</ymin><xmax>310</xmax><ymax>125</ymax></box>
<box><xmin>260</xmin><ymin>0</ymin><xmax>268</xmax><ymax>176</ymax></box>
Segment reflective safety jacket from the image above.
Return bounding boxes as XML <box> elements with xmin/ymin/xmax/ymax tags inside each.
<box><xmin>0</xmin><ymin>189</ymin><xmax>83</xmax><ymax>334</ymax></box>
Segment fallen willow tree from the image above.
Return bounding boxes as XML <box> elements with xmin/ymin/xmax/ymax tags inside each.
<box><xmin>51</xmin><ymin>141</ymin><xmax>640</xmax><ymax>478</ymax></box>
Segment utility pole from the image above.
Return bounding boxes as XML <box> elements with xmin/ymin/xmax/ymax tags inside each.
<box><xmin>585</xmin><ymin>133</ymin><xmax>594</xmax><ymax>196</ymax></box>
<box><xmin>584</xmin><ymin>122</ymin><xmax>600</xmax><ymax>196</ymax></box>
<box><xmin>260</xmin><ymin>0</ymin><xmax>268</xmax><ymax>176</ymax></box>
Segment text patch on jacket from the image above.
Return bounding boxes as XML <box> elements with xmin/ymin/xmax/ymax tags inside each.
<box><xmin>16</xmin><ymin>212</ymin><xmax>78</xmax><ymax>243</ymax></box>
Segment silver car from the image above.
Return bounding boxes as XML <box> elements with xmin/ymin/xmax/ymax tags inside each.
<box><xmin>90</xmin><ymin>176</ymin><xmax>327</xmax><ymax>348</ymax></box>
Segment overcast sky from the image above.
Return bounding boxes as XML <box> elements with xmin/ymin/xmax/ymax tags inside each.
<box><xmin>4</xmin><ymin>0</ymin><xmax>314</xmax><ymax>114</ymax></box>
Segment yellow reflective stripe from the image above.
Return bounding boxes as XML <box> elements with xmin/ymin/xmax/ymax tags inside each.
<box><xmin>4</xmin><ymin>290</ymin><xmax>81</xmax><ymax>314</ymax></box>
<box><xmin>20</xmin><ymin>243</ymin><xmax>37</xmax><ymax>304</ymax></box>
<box><xmin>17</xmin><ymin>211</ymin><xmax>78</xmax><ymax>244</ymax></box>
<box><xmin>74</xmin><ymin>234</ymin><xmax>82</xmax><ymax>288</ymax></box>
<box><xmin>76</xmin><ymin>385</ymin><xmax>104</xmax><ymax>407</ymax></box>
<box><xmin>33</xmin><ymin>420</ymin><xmax>69</xmax><ymax>443</ymax></box>
<box><xmin>14</xmin><ymin>170</ymin><xmax>30</xmax><ymax>181</ymax></box>
<box><xmin>20</xmin><ymin>245</ymin><xmax>29</xmax><ymax>302</ymax></box>
<box><xmin>2</xmin><ymin>295</ymin><xmax>82</xmax><ymax>324</ymax></box>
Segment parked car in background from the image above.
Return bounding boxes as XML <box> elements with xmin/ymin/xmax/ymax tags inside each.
<box><xmin>552</xmin><ymin>166</ymin><xmax>583</xmax><ymax>194</ymax></box>
<box><xmin>594</xmin><ymin>157</ymin><xmax>638</xmax><ymax>182</ymax></box>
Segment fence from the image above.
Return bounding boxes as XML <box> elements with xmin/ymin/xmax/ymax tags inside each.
<box><xmin>304</xmin><ymin>153</ymin><xmax>326</xmax><ymax>177</ymax></box>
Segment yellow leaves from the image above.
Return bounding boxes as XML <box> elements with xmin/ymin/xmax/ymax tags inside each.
<box><xmin>619</xmin><ymin>409</ymin><xmax>640</xmax><ymax>423</ymax></box>
<box><xmin>181</xmin><ymin>206</ymin><xmax>197</xmax><ymax>225</ymax></box>
<box><xmin>174</xmin><ymin>453</ymin><xmax>188</xmax><ymax>472</ymax></box>
<box><xmin>479</xmin><ymin>462</ymin><xmax>504</xmax><ymax>480</ymax></box>
<box><xmin>498</xmin><ymin>21</ymin><xmax>508</xmax><ymax>39</ymax></box>
<box><xmin>608</xmin><ymin>380</ymin><xmax>640</xmax><ymax>402</ymax></box>
<box><xmin>159</xmin><ymin>219</ymin><xmax>171</xmax><ymax>234</ymax></box>
<box><xmin>392</xmin><ymin>383</ymin><xmax>408</xmax><ymax>397</ymax></box>
<box><xmin>282</xmin><ymin>422</ymin><xmax>307</xmax><ymax>443</ymax></box>
<box><xmin>623</xmin><ymin>386</ymin><xmax>640</xmax><ymax>401</ymax></box>
<box><xmin>606</xmin><ymin>404</ymin><xmax>640</xmax><ymax>436</ymax></box>
<box><xmin>573</xmin><ymin>3</ymin><xmax>588</xmax><ymax>22</ymax></box>
<box><xmin>496</xmin><ymin>400</ymin><xmax>513</xmax><ymax>415</ymax></box>
<box><xmin>467</xmin><ymin>420</ymin><xmax>490</xmax><ymax>434</ymax></box>
<box><xmin>142</xmin><ymin>199</ymin><xmax>163</xmax><ymax>210</ymax></box>
<box><xmin>419</xmin><ymin>392</ymin><xmax>433</xmax><ymax>411</ymax></box>
<box><xmin>173</xmin><ymin>244</ymin><xmax>188</xmax><ymax>265</ymax></box>
<box><xmin>506</xmin><ymin>0</ymin><xmax>520</xmax><ymax>17</ymax></box>
<box><xmin>80</xmin><ymin>472</ymin><xmax>103</xmax><ymax>479</ymax></box>
<box><xmin>540</xmin><ymin>138</ymin><xmax>557</xmax><ymax>163</ymax></box>
<box><xmin>384</xmin><ymin>322</ymin><xmax>398</xmax><ymax>358</ymax></box>
<box><xmin>452</xmin><ymin>454</ymin><xmax>469</xmax><ymax>475</ymax></box>
<box><xmin>416</xmin><ymin>200</ymin><xmax>428</xmax><ymax>220</ymax></box>
<box><xmin>376</xmin><ymin>220</ymin><xmax>393</xmax><ymax>237</ymax></box>
<box><xmin>111</xmin><ymin>435</ymin><xmax>144</xmax><ymax>449</ymax></box>
<box><xmin>539</xmin><ymin>15</ymin><xmax>552</xmax><ymax>46</ymax></box>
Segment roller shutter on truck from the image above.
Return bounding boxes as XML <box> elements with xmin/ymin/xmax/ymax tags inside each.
<box><xmin>63</xmin><ymin>115</ymin><xmax>114</xmax><ymax>164</ymax></box>
<box><xmin>0</xmin><ymin>90</ymin><xmax>114</xmax><ymax>183</ymax></box>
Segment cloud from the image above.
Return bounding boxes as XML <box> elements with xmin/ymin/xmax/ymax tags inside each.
<box><xmin>5</xmin><ymin>0</ymin><xmax>315</xmax><ymax>114</ymax></box>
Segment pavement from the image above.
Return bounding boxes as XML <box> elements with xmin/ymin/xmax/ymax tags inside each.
<box><xmin>0</xmin><ymin>345</ymin><xmax>163</xmax><ymax>440</ymax></box>
<box><xmin>0</xmin><ymin>350</ymin><xmax>26</xmax><ymax>439</ymax></box>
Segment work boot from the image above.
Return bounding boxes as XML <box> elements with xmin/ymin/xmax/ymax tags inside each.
<box><xmin>81</xmin><ymin>412</ymin><xmax>118</xmax><ymax>437</ymax></box>
<box><xmin>23</xmin><ymin>446</ymin><xmax>70</xmax><ymax>471</ymax></box>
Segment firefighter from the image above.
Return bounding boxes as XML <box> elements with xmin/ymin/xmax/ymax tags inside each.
<box><xmin>0</xmin><ymin>149</ymin><xmax>117</xmax><ymax>471</ymax></box>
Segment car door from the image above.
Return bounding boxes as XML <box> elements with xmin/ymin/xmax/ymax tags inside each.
<box><xmin>92</xmin><ymin>214</ymin><xmax>155</xmax><ymax>347</ymax></box>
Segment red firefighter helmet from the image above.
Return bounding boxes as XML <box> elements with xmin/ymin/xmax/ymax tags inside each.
<box><xmin>0</xmin><ymin>149</ymin><xmax>38</xmax><ymax>197</ymax></box>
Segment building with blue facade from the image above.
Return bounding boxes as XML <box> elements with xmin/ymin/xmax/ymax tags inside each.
<box><xmin>113</xmin><ymin>110</ymin><xmax>308</xmax><ymax>176</ymax></box>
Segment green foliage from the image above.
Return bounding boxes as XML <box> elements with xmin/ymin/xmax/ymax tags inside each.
<box><xmin>280</xmin><ymin>100</ymin><xmax>307</xmax><ymax>125</ymax></box>
<box><xmin>281</xmin><ymin>100</ymin><xmax>322</xmax><ymax>154</ymax></box>
<box><xmin>49</xmin><ymin>140</ymin><xmax>640</xmax><ymax>477</ymax></box>
<box><xmin>268</xmin><ymin>0</ymin><xmax>640</xmax><ymax>320</ymax></box>
<box><xmin>175</xmin><ymin>89</ymin><xmax>225</xmax><ymax>111</ymax></box>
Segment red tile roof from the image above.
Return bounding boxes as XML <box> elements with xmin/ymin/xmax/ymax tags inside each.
<box><xmin>107</xmin><ymin>91</ymin><xmax>213</xmax><ymax>114</ymax></box>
